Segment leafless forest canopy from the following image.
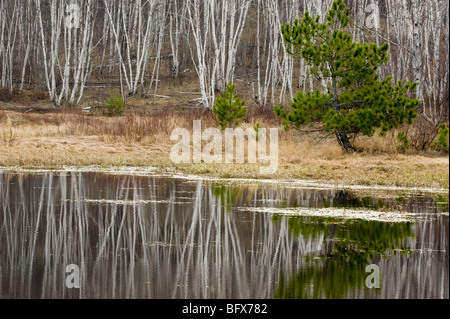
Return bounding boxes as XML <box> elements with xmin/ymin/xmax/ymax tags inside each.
<box><xmin>0</xmin><ymin>0</ymin><xmax>448</xmax><ymax>126</ymax></box>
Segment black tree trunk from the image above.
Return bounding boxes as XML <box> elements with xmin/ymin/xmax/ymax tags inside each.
<box><xmin>335</xmin><ymin>130</ymin><xmax>355</xmax><ymax>153</ymax></box>
<box><xmin>331</xmin><ymin>76</ymin><xmax>355</xmax><ymax>153</ymax></box>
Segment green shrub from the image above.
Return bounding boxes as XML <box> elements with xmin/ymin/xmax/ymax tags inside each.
<box><xmin>434</xmin><ymin>123</ymin><xmax>449</xmax><ymax>153</ymax></box>
<box><xmin>213</xmin><ymin>82</ymin><xmax>247</xmax><ymax>130</ymax></box>
<box><xmin>105</xmin><ymin>93</ymin><xmax>125</xmax><ymax>117</ymax></box>
<box><xmin>397</xmin><ymin>131</ymin><xmax>410</xmax><ymax>153</ymax></box>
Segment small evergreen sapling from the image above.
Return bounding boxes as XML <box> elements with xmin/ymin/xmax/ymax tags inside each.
<box><xmin>434</xmin><ymin>123</ymin><xmax>449</xmax><ymax>153</ymax></box>
<box><xmin>397</xmin><ymin>131</ymin><xmax>410</xmax><ymax>153</ymax></box>
<box><xmin>254</xmin><ymin>122</ymin><xmax>262</xmax><ymax>141</ymax></box>
<box><xmin>213</xmin><ymin>82</ymin><xmax>247</xmax><ymax>130</ymax></box>
<box><xmin>105</xmin><ymin>92</ymin><xmax>125</xmax><ymax>117</ymax></box>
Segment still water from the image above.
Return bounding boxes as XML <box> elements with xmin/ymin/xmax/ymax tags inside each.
<box><xmin>0</xmin><ymin>172</ymin><xmax>448</xmax><ymax>299</ymax></box>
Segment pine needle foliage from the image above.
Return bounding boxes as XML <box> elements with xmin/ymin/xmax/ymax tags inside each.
<box><xmin>213</xmin><ymin>82</ymin><xmax>247</xmax><ymax>130</ymax></box>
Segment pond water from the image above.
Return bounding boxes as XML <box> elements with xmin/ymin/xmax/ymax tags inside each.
<box><xmin>0</xmin><ymin>172</ymin><xmax>448</xmax><ymax>299</ymax></box>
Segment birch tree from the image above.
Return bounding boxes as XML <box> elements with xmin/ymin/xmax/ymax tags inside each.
<box><xmin>0</xmin><ymin>0</ymin><xmax>448</xmax><ymax>127</ymax></box>
<box><xmin>168</xmin><ymin>0</ymin><xmax>188</xmax><ymax>78</ymax></box>
<box><xmin>103</xmin><ymin>0</ymin><xmax>168</xmax><ymax>97</ymax></box>
<box><xmin>187</xmin><ymin>0</ymin><xmax>251</xmax><ymax>109</ymax></box>
<box><xmin>0</xmin><ymin>0</ymin><xmax>20</xmax><ymax>92</ymax></box>
<box><xmin>33</xmin><ymin>0</ymin><xmax>96</xmax><ymax>107</ymax></box>
<box><xmin>385</xmin><ymin>0</ymin><xmax>449</xmax><ymax>125</ymax></box>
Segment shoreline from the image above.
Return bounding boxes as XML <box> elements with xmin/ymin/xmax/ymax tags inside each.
<box><xmin>1</xmin><ymin>109</ymin><xmax>448</xmax><ymax>192</ymax></box>
<box><xmin>1</xmin><ymin>165</ymin><xmax>448</xmax><ymax>194</ymax></box>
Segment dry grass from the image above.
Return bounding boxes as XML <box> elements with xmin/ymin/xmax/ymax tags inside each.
<box><xmin>0</xmin><ymin>107</ymin><xmax>448</xmax><ymax>190</ymax></box>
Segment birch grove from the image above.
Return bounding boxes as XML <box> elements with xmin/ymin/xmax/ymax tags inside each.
<box><xmin>103</xmin><ymin>0</ymin><xmax>167</xmax><ymax>97</ymax></box>
<box><xmin>0</xmin><ymin>0</ymin><xmax>448</xmax><ymax>127</ymax></box>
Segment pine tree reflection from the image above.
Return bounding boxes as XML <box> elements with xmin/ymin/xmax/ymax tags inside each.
<box><xmin>0</xmin><ymin>172</ymin><xmax>447</xmax><ymax>299</ymax></box>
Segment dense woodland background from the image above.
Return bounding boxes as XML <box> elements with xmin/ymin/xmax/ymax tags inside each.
<box><xmin>0</xmin><ymin>0</ymin><xmax>449</xmax><ymax>150</ymax></box>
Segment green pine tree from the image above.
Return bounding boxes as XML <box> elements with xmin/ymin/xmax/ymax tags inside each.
<box><xmin>275</xmin><ymin>0</ymin><xmax>419</xmax><ymax>153</ymax></box>
<box><xmin>213</xmin><ymin>82</ymin><xmax>247</xmax><ymax>130</ymax></box>
<box><xmin>434</xmin><ymin>123</ymin><xmax>449</xmax><ymax>153</ymax></box>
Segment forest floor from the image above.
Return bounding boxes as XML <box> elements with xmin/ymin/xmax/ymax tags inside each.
<box><xmin>0</xmin><ymin>83</ymin><xmax>448</xmax><ymax>190</ymax></box>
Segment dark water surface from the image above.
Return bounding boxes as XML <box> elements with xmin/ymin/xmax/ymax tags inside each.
<box><xmin>0</xmin><ymin>172</ymin><xmax>448</xmax><ymax>299</ymax></box>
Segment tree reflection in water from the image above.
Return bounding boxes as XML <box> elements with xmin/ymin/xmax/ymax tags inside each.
<box><xmin>0</xmin><ymin>172</ymin><xmax>448</xmax><ymax>299</ymax></box>
<box><xmin>274</xmin><ymin>216</ymin><xmax>415</xmax><ymax>299</ymax></box>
